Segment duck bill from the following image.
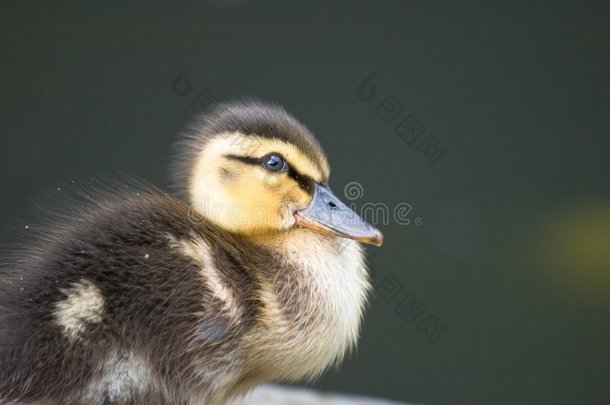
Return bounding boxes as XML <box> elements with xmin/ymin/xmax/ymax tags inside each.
<box><xmin>294</xmin><ymin>184</ymin><xmax>383</xmax><ymax>247</ymax></box>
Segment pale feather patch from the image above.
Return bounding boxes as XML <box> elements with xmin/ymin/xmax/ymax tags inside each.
<box><xmin>176</xmin><ymin>235</ymin><xmax>241</xmax><ymax>320</ymax></box>
<box><xmin>165</xmin><ymin>232</ymin><xmax>180</xmax><ymax>248</ymax></box>
<box><xmin>54</xmin><ymin>279</ymin><xmax>105</xmax><ymax>341</ymax></box>
<box><xmin>81</xmin><ymin>351</ymin><xmax>154</xmax><ymax>404</ymax></box>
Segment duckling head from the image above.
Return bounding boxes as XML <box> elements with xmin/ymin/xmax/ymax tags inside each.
<box><xmin>171</xmin><ymin>100</ymin><xmax>383</xmax><ymax>246</ymax></box>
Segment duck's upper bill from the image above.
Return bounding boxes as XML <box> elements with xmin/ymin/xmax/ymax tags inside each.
<box><xmin>294</xmin><ymin>183</ymin><xmax>383</xmax><ymax>247</ymax></box>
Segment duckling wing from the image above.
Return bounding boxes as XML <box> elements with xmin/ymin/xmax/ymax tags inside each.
<box><xmin>0</xmin><ymin>183</ymin><xmax>259</xmax><ymax>405</ymax></box>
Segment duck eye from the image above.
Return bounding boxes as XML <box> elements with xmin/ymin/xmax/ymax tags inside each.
<box><xmin>263</xmin><ymin>154</ymin><xmax>287</xmax><ymax>173</ymax></box>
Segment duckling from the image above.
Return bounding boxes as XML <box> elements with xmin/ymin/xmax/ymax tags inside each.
<box><xmin>0</xmin><ymin>100</ymin><xmax>383</xmax><ymax>405</ymax></box>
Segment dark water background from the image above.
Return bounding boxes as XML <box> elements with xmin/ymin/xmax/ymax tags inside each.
<box><xmin>1</xmin><ymin>2</ymin><xmax>609</xmax><ymax>404</ymax></box>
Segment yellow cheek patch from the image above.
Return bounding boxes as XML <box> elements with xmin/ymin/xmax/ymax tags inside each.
<box><xmin>188</xmin><ymin>132</ymin><xmax>323</xmax><ymax>235</ymax></box>
<box><xmin>225</xmin><ymin>168</ymin><xmax>312</xmax><ymax>221</ymax></box>
<box><xmin>281</xmin><ymin>178</ymin><xmax>311</xmax><ymax>208</ymax></box>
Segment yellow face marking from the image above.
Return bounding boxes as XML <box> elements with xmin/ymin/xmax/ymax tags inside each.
<box><xmin>219</xmin><ymin>132</ymin><xmax>328</xmax><ymax>182</ymax></box>
<box><xmin>188</xmin><ymin>133</ymin><xmax>329</xmax><ymax>235</ymax></box>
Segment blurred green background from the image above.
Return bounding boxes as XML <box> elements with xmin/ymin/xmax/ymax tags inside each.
<box><xmin>1</xmin><ymin>1</ymin><xmax>609</xmax><ymax>404</ymax></box>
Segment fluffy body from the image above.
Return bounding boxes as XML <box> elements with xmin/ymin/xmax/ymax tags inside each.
<box><xmin>0</xmin><ymin>100</ymin><xmax>374</xmax><ymax>404</ymax></box>
<box><xmin>0</xmin><ymin>188</ymin><xmax>369</xmax><ymax>404</ymax></box>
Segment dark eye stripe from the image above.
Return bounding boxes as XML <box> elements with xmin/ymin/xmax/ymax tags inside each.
<box><xmin>287</xmin><ymin>166</ymin><xmax>315</xmax><ymax>194</ymax></box>
<box><xmin>225</xmin><ymin>154</ymin><xmax>261</xmax><ymax>165</ymax></box>
<box><xmin>224</xmin><ymin>154</ymin><xmax>315</xmax><ymax>194</ymax></box>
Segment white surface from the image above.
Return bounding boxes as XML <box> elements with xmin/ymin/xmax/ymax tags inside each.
<box><xmin>234</xmin><ymin>384</ymin><xmax>412</xmax><ymax>405</ymax></box>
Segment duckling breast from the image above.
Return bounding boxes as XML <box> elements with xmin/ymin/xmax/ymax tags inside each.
<box><xmin>246</xmin><ymin>229</ymin><xmax>371</xmax><ymax>382</ymax></box>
